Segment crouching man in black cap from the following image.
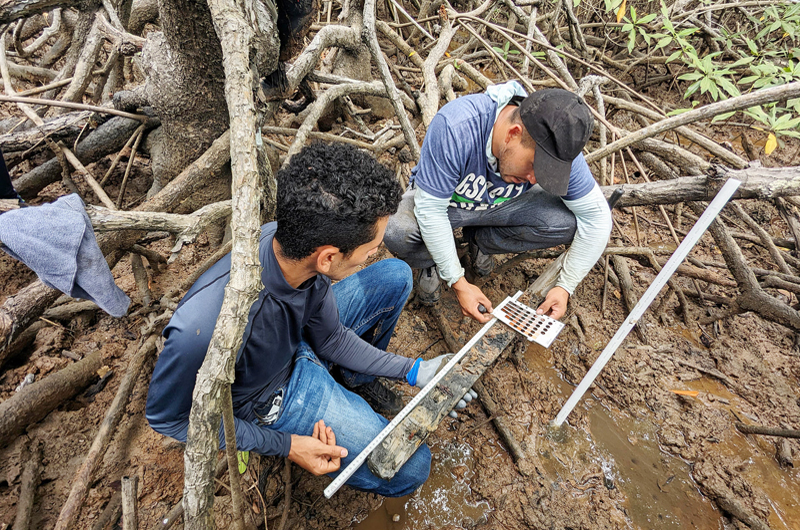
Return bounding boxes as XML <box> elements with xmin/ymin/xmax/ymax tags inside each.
<box><xmin>384</xmin><ymin>81</ymin><xmax>612</xmax><ymax>323</ymax></box>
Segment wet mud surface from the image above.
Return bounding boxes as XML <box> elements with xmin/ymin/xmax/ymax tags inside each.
<box><xmin>0</xmin><ymin>162</ymin><xmax>799</xmax><ymax>529</ymax></box>
<box><xmin>2</xmin><ymin>224</ymin><xmax>799</xmax><ymax>530</ymax></box>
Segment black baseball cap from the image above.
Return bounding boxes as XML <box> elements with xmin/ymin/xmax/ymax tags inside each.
<box><xmin>517</xmin><ymin>89</ymin><xmax>594</xmax><ymax>196</ymax></box>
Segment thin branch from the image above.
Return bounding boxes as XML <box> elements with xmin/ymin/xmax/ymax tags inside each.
<box><xmin>588</xmin><ymin>83</ymin><xmax>800</xmax><ymax>164</ymax></box>
<box><xmin>363</xmin><ymin>0</ymin><xmax>421</xmax><ymax>160</ymax></box>
<box><xmin>0</xmin><ymin>94</ymin><xmax>149</xmax><ymax>120</ymax></box>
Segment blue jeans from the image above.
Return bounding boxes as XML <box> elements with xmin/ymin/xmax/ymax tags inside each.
<box><xmin>268</xmin><ymin>259</ymin><xmax>431</xmax><ymax>497</ymax></box>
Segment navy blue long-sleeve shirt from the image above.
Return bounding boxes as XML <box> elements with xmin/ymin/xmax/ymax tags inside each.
<box><xmin>146</xmin><ymin>223</ymin><xmax>414</xmax><ymax>457</ymax></box>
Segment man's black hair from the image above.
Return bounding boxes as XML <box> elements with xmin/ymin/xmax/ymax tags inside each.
<box><xmin>275</xmin><ymin>142</ymin><xmax>402</xmax><ymax>261</ymax></box>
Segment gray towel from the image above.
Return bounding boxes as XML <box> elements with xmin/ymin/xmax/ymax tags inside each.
<box><xmin>0</xmin><ymin>194</ymin><xmax>130</xmax><ymax>317</ymax></box>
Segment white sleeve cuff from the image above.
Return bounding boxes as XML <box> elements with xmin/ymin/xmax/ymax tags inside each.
<box><xmin>557</xmin><ymin>182</ymin><xmax>612</xmax><ymax>294</ymax></box>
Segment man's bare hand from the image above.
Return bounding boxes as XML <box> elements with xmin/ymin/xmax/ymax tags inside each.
<box><xmin>452</xmin><ymin>277</ymin><xmax>493</xmax><ymax>323</ymax></box>
<box><xmin>536</xmin><ymin>286</ymin><xmax>569</xmax><ymax>320</ymax></box>
<box><xmin>288</xmin><ymin>420</ymin><xmax>347</xmax><ymax>476</ymax></box>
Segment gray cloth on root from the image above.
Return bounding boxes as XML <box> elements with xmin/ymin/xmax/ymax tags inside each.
<box><xmin>0</xmin><ymin>193</ymin><xmax>130</xmax><ymax>317</ymax></box>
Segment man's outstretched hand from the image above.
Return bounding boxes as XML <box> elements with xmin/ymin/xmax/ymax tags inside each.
<box><xmin>452</xmin><ymin>277</ymin><xmax>493</xmax><ymax>323</ymax></box>
<box><xmin>288</xmin><ymin>420</ymin><xmax>348</xmax><ymax>476</ymax></box>
<box><xmin>536</xmin><ymin>286</ymin><xmax>569</xmax><ymax>320</ymax></box>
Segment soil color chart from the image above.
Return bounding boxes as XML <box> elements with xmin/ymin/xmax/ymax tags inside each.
<box><xmin>492</xmin><ymin>297</ymin><xmax>564</xmax><ymax>348</ymax></box>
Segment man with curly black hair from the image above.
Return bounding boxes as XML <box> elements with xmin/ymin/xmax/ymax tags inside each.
<box><xmin>146</xmin><ymin>143</ymin><xmax>442</xmax><ymax>496</ymax></box>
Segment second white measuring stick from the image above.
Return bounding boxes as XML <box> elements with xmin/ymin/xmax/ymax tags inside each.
<box><xmin>323</xmin><ymin>291</ymin><xmax>523</xmax><ymax>498</ymax></box>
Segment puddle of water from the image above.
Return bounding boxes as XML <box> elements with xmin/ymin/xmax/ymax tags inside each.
<box><xmin>527</xmin><ymin>343</ymin><xmax>722</xmax><ymax>530</ymax></box>
<box><xmin>679</xmin><ymin>378</ymin><xmax>800</xmax><ymax>529</ymax></box>
<box><xmin>586</xmin><ymin>403</ymin><xmax>722</xmax><ymax>529</ymax></box>
<box><xmin>354</xmin><ymin>342</ymin><xmax>799</xmax><ymax>530</ymax></box>
<box><xmin>715</xmin><ymin>435</ymin><xmax>800</xmax><ymax>530</ymax></box>
<box><xmin>353</xmin><ymin>441</ymin><xmax>490</xmax><ymax>530</ymax></box>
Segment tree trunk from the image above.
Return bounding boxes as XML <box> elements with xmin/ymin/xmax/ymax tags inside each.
<box><xmin>140</xmin><ymin>0</ymin><xmax>229</xmax><ymax>195</ymax></box>
<box><xmin>600</xmin><ymin>166</ymin><xmax>800</xmax><ymax>208</ymax></box>
<box><xmin>182</xmin><ymin>0</ymin><xmax>274</xmax><ymax>525</ymax></box>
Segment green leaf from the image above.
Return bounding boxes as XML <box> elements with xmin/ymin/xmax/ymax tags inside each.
<box><xmin>655</xmin><ymin>36</ymin><xmax>673</xmax><ymax>50</ymax></box>
<box><xmin>678</xmin><ymin>72</ymin><xmax>704</xmax><ymax>81</ymax></box>
<box><xmin>640</xmin><ymin>13</ymin><xmax>657</xmax><ymax>24</ymax></box>
<box><xmin>237</xmin><ymin>451</ymin><xmax>249</xmax><ymax>474</ymax></box>
<box><xmin>667</xmin><ymin>50</ymin><xmax>683</xmax><ymax>62</ymax></box>
<box><xmin>753</xmin><ymin>77</ymin><xmax>773</xmax><ymax>89</ymax></box>
<box><xmin>711</xmin><ymin>111</ymin><xmax>737</xmax><ymax>122</ymax></box>
<box><xmin>739</xmin><ymin>75</ymin><xmax>759</xmax><ymax>84</ymax></box>
<box><xmin>718</xmin><ymin>78</ymin><xmax>742</xmax><ymax>97</ymax></box>
<box><xmin>730</xmin><ymin>56</ymin><xmax>755</xmax><ymax>68</ymax></box>
<box><xmin>666</xmin><ymin>107</ymin><xmax>694</xmax><ymax>116</ymax></box>
<box><xmin>640</xmin><ymin>28</ymin><xmax>652</xmax><ymax>45</ymax></box>
<box><xmin>621</xmin><ymin>23</ymin><xmax>634</xmax><ymax>32</ymax></box>
<box><xmin>685</xmin><ymin>80</ymin><xmax>701</xmax><ymax>98</ymax></box>
<box><xmin>707</xmin><ymin>80</ymin><xmax>720</xmax><ymax>100</ymax></box>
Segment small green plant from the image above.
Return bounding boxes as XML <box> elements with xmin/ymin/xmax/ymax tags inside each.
<box><xmin>604</xmin><ymin>0</ymin><xmax>800</xmax><ymax>153</ymax></box>
<box><xmin>492</xmin><ymin>41</ymin><xmax>520</xmax><ymax>61</ymax></box>
<box><xmin>620</xmin><ymin>6</ymin><xmax>658</xmax><ymax>53</ymax></box>
<box><xmin>678</xmin><ymin>53</ymin><xmax>749</xmax><ymax>101</ymax></box>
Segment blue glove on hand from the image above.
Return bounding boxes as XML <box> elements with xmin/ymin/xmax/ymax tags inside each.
<box><xmin>406</xmin><ymin>354</ymin><xmax>477</xmax><ymax>417</ymax></box>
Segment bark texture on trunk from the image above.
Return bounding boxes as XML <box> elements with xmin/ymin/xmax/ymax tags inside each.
<box><xmin>140</xmin><ymin>0</ymin><xmax>228</xmax><ymax>195</ymax></box>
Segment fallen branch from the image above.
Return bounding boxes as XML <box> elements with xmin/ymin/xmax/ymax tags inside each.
<box><xmin>14</xmin><ymin>116</ymin><xmax>154</xmax><ymax>199</ymax></box>
<box><xmin>0</xmin><ymin>349</ymin><xmax>102</xmax><ymax>448</ymax></box>
<box><xmin>610</xmin><ymin>255</ymin><xmax>649</xmax><ymax>344</ymax></box>
<box><xmin>735</xmin><ymin>422</ymin><xmax>800</xmax><ymax>439</ymax></box>
<box><xmin>600</xmin><ymin>166</ymin><xmax>800</xmax><ymax>208</ymax></box>
<box><xmin>0</xmin><ymin>94</ymin><xmax>149</xmax><ymax>120</ymax></box>
<box><xmin>53</xmin><ymin>334</ymin><xmax>159</xmax><ymax>530</ymax></box>
<box><xmin>587</xmin><ymin>82</ymin><xmax>800</xmax><ymax>163</ymax></box>
<box><xmin>121</xmin><ymin>475</ymin><xmax>139</xmax><ymax>530</ymax></box>
<box><xmin>13</xmin><ymin>437</ymin><xmax>43</xmax><ymax>530</ymax></box>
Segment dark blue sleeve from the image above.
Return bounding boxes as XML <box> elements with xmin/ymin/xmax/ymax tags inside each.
<box><xmin>305</xmin><ymin>287</ymin><xmax>415</xmax><ymax>379</ymax></box>
<box><xmin>561</xmin><ymin>154</ymin><xmax>596</xmax><ymax>201</ymax></box>
<box><xmin>146</xmin><ymin>284</ymin><xmax>293</xmax><ymax>457</ymax></box>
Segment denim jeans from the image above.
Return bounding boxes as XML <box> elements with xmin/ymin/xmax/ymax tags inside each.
<box><xmin>384</xmin><ymin>185</ymin><xmax>577</xmax><ymax>269</ymax></box>
<box><xmin>267</xmin><ymin>258</ymin><xmax>431</xmax><ymax>497</ymax></box>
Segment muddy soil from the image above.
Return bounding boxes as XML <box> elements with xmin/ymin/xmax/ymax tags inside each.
<box><xmin>1</xmin><ymin>98</ymin><xmax>800</xmax><ymax>530</ymax></box>
<box><xmin>2</xmin><ymin>194</ymin><xmax>800</xmax><ymax>530</ymax></box>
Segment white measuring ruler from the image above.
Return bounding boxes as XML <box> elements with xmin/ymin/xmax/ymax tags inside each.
<box><xmin>323</xmin><ymin>291</ymin><xmax>523</xmax><ymax>498</ymax></box>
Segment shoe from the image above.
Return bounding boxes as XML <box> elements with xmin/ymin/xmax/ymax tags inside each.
<box><xmin>416</xmin><ymin>266</ymin><xmax>441</xmax><ymax>305</ymax></box>
<box><xmin>469</xmin><ymin>241</ymin><xmax>494</xmax><ymax>277</ymax></box>
<box><xmin>351</xmin><ymin>379</ymin><xmax>403</xmax><ymax>414</ymax></box>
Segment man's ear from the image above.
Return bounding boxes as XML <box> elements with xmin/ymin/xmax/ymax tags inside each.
<box><xmin>315</xmin><ymin>245</ymin><xmax>340</xmax><ymax>274</ymax></box>
<box><xmin>505</xmin><ymin>122</ymin><xmax>524</xmax><ymax>143</ymax></box>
